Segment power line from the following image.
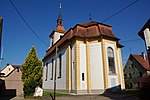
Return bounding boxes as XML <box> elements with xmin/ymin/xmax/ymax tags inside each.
<box><xmin>9</xmin><ymin>0</ymin><xmax>141</xmax><ymax>47</ymax></box>
<box><xmin>102</xmin><ymin>0</ymin><xmax>140</xmax><ymax>22</ymax></box>
<box><xmin>9</xmin><ymin>0</ymin><xmax>49</xmax><ymax>47</ymax></box>
<box><xmin>120</xmin><ymin>39</ymin><xmax>141</xmax><ymax>43</ymax></box>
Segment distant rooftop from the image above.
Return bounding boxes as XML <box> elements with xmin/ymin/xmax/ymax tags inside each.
<box><xmin>131</xmin><ymin>54</ymin><xmax>150</xmax><ymax>70</ymax></box>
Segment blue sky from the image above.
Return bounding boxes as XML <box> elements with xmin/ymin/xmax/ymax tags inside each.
<box><xmin>0</xmin><ymin>0</ymin><xmax>149</xmax><ymax>69</ymax></box>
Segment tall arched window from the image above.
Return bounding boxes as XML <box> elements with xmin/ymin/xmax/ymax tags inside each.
<box><xmin>107</xmin><ymin>47</ymin><xmax>116</xmax><ymax>74</ymax></box>
<box><xmin>51</xmin><ymin>59</ymin><xmax>54</xmax><ymax>80</ymax></box>
<box><xmin>45</xmin><ymin>63</ymin><xmax>48</xmax><ymax>81</ymax></box>
<box><xmin>58</xmin><ymin>54</ymin><xmax>62</xmax><ymax>78</ymax></box>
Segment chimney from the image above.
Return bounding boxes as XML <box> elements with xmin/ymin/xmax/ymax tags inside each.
<box><xmin>141</xmin><ymin>52</ymin><xmax>146</xmax><ymax>60</ymax></box>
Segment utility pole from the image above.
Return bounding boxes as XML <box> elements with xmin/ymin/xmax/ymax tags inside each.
<box><xmin>54</xmin><ymin>46</ymin><xmax>58</xmax><ymax>100</ymax></box>
<box><xmin>0</xmin><ymin>17</ymin><xmax>3</xmax><ymax>69</ymax></box>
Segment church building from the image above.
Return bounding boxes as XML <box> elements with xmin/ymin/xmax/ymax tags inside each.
<box><xmin>42</xmin><ymin>3</ymin><xmax>125</xmax><ymax>94</ymax></box>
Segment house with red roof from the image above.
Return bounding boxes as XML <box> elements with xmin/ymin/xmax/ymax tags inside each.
<box><xmin>42</xmin><ymin>2</ymin><xmax>125</xmax><ymax>94</ymax></box>
<box><xmin>124</xmin><ymin>53</ymin><xmax>150</xmax><ymax>90</ymax></box>
<box><xmin>0</xmin><ymin>64</ymin><xmax>23</xmax><ymax>96</ymax></box>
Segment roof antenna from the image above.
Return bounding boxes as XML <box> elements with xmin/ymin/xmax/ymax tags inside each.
<box><xmin>89</xmin><ymin>13</ymin><xmax>92</xmax><ymax>21</ymax></box>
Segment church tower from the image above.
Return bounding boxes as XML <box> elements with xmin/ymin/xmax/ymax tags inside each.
<box><xmin>49</xmin><ymin>1</ymin><xmax>66</xmax><ymax>47</ymax></box>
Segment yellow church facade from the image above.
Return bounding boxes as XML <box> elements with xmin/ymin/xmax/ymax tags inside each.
<box><xmin>43</xmin><ymin>18</ymin><xmax>125</xmax><ymax>94</ymax></box>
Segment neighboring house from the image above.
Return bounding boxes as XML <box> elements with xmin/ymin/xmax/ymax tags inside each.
<box><xmin>42</xmin><ymin>3</ymin><xmax>125</xmax><ymax>94</ymax></box>
<box><xmin>124</xmin><ymin>53</ymin><xmax>150</xmax><ymax>90</ymax></box>
<box><xmin>138</xmin><ymin>18</ymin><xmax>150</xmax><ymax>49</ymax></box>
<box><xmin>0</xmin><ymin>64</ymin><xmax>23</xmax><ymax>96</ymax></box>
<box><xmin>0</xmin><ymin>70</ymin><xmax>4</xmax><ymax>76</ymax></box>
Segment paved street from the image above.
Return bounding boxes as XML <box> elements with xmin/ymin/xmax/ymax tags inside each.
<box><xmin>0</xmin><ymin>93</ymin><xmax>140</xmax><ymax>100</ymax></box>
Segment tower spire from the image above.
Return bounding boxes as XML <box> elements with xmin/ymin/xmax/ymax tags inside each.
<box><xmin>55</xmin><ymin>0</ymin><xmax>66</xmax><ymax>33</ymax></box>
<box><xmin>57</xmin><ymin>0</ymin><xmax>63</xmax><ymax>26</ymax></box>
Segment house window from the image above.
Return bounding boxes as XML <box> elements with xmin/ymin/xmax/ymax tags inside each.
<box><xmin>107</xmin><ymin>47</ymin><xmax>116</xmax><ymax>74</ymax></box>
<box><xmin>82</xmin><ymin>73</ymin><xmax>84</xmax><ymax>81</ymax></box>
<box><xmin>137</xmin><ymin>82</ymin><xmax>140</xmax><ymax>88</ymax></box>
<box><xmin>129</xmin><ymin>83</ymin><xmax>133</xmax><ymax>89</ymax></box>
<box><xmin>131</xmin><ymin>64</ymin><xmax>134</xmax><ymax>68</ymax></box>
<box><xmin>129</xmin><ymin>73</ymin><xmax>132</xmax><ymax>78</ymax></box>
<box><xmin>51</xmin><ymin>59</ymin><xmax>54</xmax><ymax>80</ymax></box>
<box><xmin>130</xmin><ymin>57</ymin><xmax>132</xmax><ymax>61</ymax></box>
<box><xmin>45</xmin><ymin>63</ymin><xmax>48</xmax><ymax>81</ymax></box>
<box><xmin>60</xmin><ymin>35</ymin><xmax>63</xmax><ymax>38</ymax></box>
<box><xmin>139</xmin><ymin>72</ymin><xmax>142</xmax><ymax>77</ymax></box>
<box><xmin>58</xmin><ymin>54</ymin><xmax>62</xmax><ymax>78</ymax></box>
<box><xmin>124</xmin><ymin>74</ymin><xmax>126</xmax><ymax>79</ymax></box>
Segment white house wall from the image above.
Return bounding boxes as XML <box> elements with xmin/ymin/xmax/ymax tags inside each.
<box><xmin>105</xmin><ymin>42</ymin><xmax>119</xmax><ymax>88</ymax></box>
<box><xmin>79</xmin><ymin>43</ymin><xmax>87</xmax><ymax>90</ymax></box>
<box><xmin>90</xmin><ymin>42</ymin><xmax>104</xmax><ymax>90</ymax></box>
<box><xmin>71</xmin><ymin>44</ymin><xmax>75</xmax><ymax>90</ymax></box>
<box><xmin>144</xmin><ymin>28</ymin><xmax>150</xmax><ymax>49</ymax></box>
<box><xmin>108</xmin><ymin>75</ymin><xmax>119</xmax><ymax>88</ymax></box>
<box><xmin>43</xmin><ymin>48</ymin><xmax>67</xmax><ymax>90</ymax></box>
<box><xmin>54</xmin><ymin>32</ymin><xmax>64</xmax><ymax>44</ymax></box>
<box><xmin>1</xmin><ymin>65</ymin><xmax>14</xmax><ymax>77</ymax></box>
<box><xmin>117</xmin><ymin>49</ymin><xmax>124</xmax><ymax>89</ymax></box>
<box><xmin>43</xmin><ymin>58</ymin><xmax>54</xmax><ymax>90</ymax></box>
<box><xmin>48</xmin><ymin>60</ymin><xmax>54</xmax><ymax>89</ymax></box>
<box><xmin>56</xmin><ymin>48</ymin><xmax>67</xmax><ymax>89</ymax></box>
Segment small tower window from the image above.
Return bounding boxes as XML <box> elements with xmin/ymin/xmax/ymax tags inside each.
<box><xmin>60</xmin><ymin>35</ymin><xmax>63</xmax><ymax>38</ymax></box>
<box><xmin>51</xmin><ymin>37</ymin><xmax>54</xmax><ymax>46</ymax></box>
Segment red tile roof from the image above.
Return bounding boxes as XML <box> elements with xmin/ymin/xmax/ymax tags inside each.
<box><xmin>131</xmin><ymin>54</ymin><xmax>150</xmax><ymax>70</ymax></box>
<box><xmin>49</xmin><ymin>25</ymin><xmax>66</xmax><ymax>37</ymax></box>
<box><xmin>11</xmin><ymin>65</ymin><xmax>22</xmax><ymax>69</ymax></box>
<box><xmin>43</xmin><ymin>21</ymin><xmax>121</xmax><ymax>61</ymax></box>
<box><xmin>54</xmin><ymin>25</ymin><xmax>66</xmax><ymax>33</ymax></box>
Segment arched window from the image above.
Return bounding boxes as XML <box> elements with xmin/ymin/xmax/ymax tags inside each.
<box><xmin>51</xmin><ymin>59</ymin><xmax>54</xmax><ymax>80</ymax></box>
<box><xmin>58</xmin><ymin>54</ymin><xmax>62</xmax><ymax>78</ymax></box>
<box><xmin>107</xmin><ymin>47</ymin><xmax>116</xmax><ymax>74</ymax></box>
<box><xmin>45</xmin><ymin>63</ymin><xmax>48</xmax><ymax>81</ymax></box>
